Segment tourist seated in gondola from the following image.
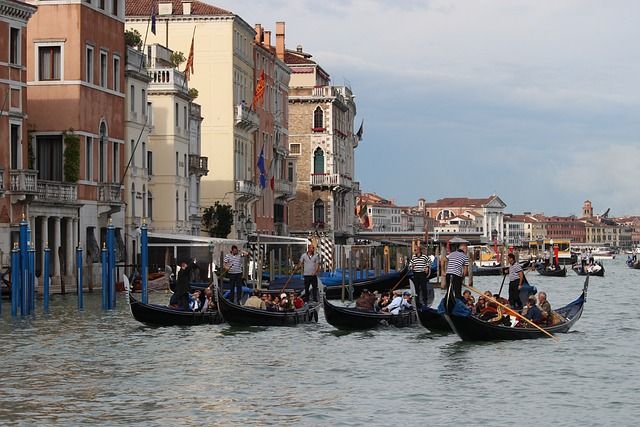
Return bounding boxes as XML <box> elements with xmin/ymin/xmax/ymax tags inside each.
<box><xmin>383</xmin><ymin>290</ymin><xmax>412</xmax><ymax>314</ymax></box>
<box><xmin>537</xmin><ymin>292</ymin><xmax>552</xmax><ymax>325</ymax></box>
<box><xmin>376</xmin><ymin>292</ymin><xmax>391</xmax><ymax>311</ymax></box>
<box><xmin>355</xmin><ymin>289</ymin><xmax>376</xmax><ymax>311</ymax></box>
<box><xmin>473</xmin><ymin>291</ymin><xmax>492</xmax><ymax>315</ymax></box>
<box><xmin>189</xmin><ymin>290</ymin><xmax>202</xmax><ymax>311</ymax></box>
<box><xmin>293</xmin><ymin>292</ymin><xmax>304</xmax><ymax>309</ymax></box>
<box><xmin>270</xmin><ymin>295</ymin><xmax>282</xmax><ymax>311</ymax></box>
<box><xmin>462</xmin><ymin>290</ymin><xmax>475</xmax><ymax>308</ymax></box>
<box><xmin>201</xmin><ymin>288</ymin><xmax>217</xmax><ymax>312</ymax></box>
<box><xmin>244</xmin><ymin>289</ymin><xmax>266</xmax><ymax>309</ymax></box>
<box><xmin>279</xmin><ymin>293</ymin><xmax>294</xmax><ymax>311</ymax></box>
<box><xmin>518</xmin><ymin>296</ymin><xmax>542</xmax><ymax>326</ymax></box>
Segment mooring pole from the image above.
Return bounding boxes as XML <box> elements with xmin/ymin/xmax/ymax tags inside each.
<box><xmin>101</xmin><ymin>243</ymin><xmax>108</xmax><ymax>310</ymax></box>
<box><xmin>43</xmin><ymin>245</ymin><xmax>50</xmax><ymax>313</ymax></box>
<box><xmin>19</xmin><ymin>219</ymin><xmax>28</xmax><ymax>316</ymax></box>
<box><xmin>76</xmin><ymin>246</ymin><xmax>83</xmax><ymax>310</ymax></box>
<box><xmin>11</xmin><ymin>244</ymin><xmax>19</xmax><ymax>316</ymax></box>
<box><xmin>107</xmin><ymin>220</ymin><xmax>115</xmax><ymax>309</ymax></box>
<box><xmin>28</xmin><ymin>242</ymin><xmax>35</xmax><ymax>314</ymax></box>
<box><xmin>140</xmin><ymin>222</ymin><xmax>148</xmax><ymax>304</ymax></box>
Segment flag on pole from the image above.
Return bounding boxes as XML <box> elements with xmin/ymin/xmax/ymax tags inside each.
<box><xmin>151</xmin><ymin>1</ymin><xmax>157</xmax><ymax>35</ymax></box>
<box><xmin>356</xmin><ymin>119</ymin><xmax>364</xmax><ymax>140</ymax></box>
<box><xmin>252</xmin><ymin>70</ymin><xmax>266</xmax><ymax>110</ymax></box>
<box><xmin>184</xmin><ymin>33</ymin><xmax>195</xmax><ymax>80</ymax></box>
<box><xmin>257</xmin><ymin>146</ymin><xmax>266</xmax><ymax>189</ymax></box>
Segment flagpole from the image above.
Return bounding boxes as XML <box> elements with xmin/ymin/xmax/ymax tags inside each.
<box><xmin>181</xmin><ymin>25</ymin><xmax>197</xmax><ymax>92</ymax></box>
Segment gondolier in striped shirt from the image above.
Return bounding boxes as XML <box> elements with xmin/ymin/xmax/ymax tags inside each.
<box><xmin>445</xmin><ymin>238</ymin><xmax>469</xmax><ymax>308</ymax></box>
<box><xmin>503</xmin><ymin>252</ymin><xmax>525</xmax><ymax>309</ymax></box>
<box><xmin>409</xmin><ymin>245</ymin><xmax>432</xmax><ymax>306</ymax></box>
<box><xmin>224</xmin><ymin>245</ymin><xmax>246</xmax><ymax>304</ymax></box>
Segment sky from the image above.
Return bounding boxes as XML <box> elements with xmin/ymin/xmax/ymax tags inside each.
<box><xmin>212</xmin><ymin>0</ymin><xmax>640</xmax><ymax>216</ymax></box>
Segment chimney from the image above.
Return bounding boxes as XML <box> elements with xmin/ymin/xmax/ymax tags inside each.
<box><xmin>254</xmin><ymin>23</ymin><xmax>263</xmax><ymax>44</ymax></box>
<box><xmin>158</xmin><ymin>0</ymin><xmax>172</xmax><ymax>15</ymax></box>
<box><xmin>182</xmin><ymin>1</ymin><xmax>192</xmax><ymax>15</ymax></box>
<box><xmin>276</xmin><ymin>21</ymin><xmax>285</xmax><ymax>60</ymax></box>
<box><xmin>296</xmin><ymin>45</ymin><xmax>303</xmax><ymax>53</ymax></box>
<box><xmin>264</xmin><ymin>31</ymin><xmax>271</xmax><ymax>48</ymax></box>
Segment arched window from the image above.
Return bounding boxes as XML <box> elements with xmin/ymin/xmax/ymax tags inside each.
<box><xmin>147</xmin><ymin>191</ymin><xmax>153</xmax><ymax>220</ymax></box>
<box><xmin>313</xmin><ymin>106</ymin><xmax>323</xmax><ymax>129</ymax></box>
<box><xmin>313</xmin><ymin>199</ymin><xmax>325</xmax><ymax>225</ymax></box>
<box><xmin>436</xmin><ymin>209</ymin><xmax>452</xmax><ymax>221</ymax></box>
<box><xmin>313</xmin><ymin>147</ymin><xmax>324</xmax><ymax>174</ymax></box>
<box><xmin>99</xmin><ymin>121</ymin><xmax>107</xmax><ymax>182</ymax></box>
<box><xmin>142</xmin><ymin>185</ymin><xmax>146</xmax><ymax>217</ymax></box>
<box><xmin>131</xmin><ymin>183</ymin><xmax>136</xmax><ymax>218</ymax></box>
<box><xmin>175</xmin><ymin>191</ymin><xmax>179</xmax><ymax>220</ymax></box>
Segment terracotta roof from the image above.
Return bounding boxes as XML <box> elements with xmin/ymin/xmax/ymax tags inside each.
<box><xmin>425</xmin><ymin>197</ymin><xmax>493</xmax><ymax>208</ymax></box>
<box><xmin>125</xmin><ymin>0</ymin><xmax>232</xmax><ymax>17</ymax></box>
<box><xmin>285</xmin><ymin>50</ymin><xmax>317</xmax><ymax>65</ymax></box>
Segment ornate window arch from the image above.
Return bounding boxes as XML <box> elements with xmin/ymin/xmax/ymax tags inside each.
<box><xmin>437</xmin><ymin>209</ymin><xmax>452</xmax><ymax>221</ymax></box>
<box><xmin>313</xmin><ymin>147</ymin><xmax>324</xmax><ymax>174</ymax></box>
<box><xmin>313</xmin><ymin>199</ymin><xmax>325</xmax><ymax>225</ymax></box>
<box><xmin>313</xmin><ymin>106</ymin><xmax>323</xmax><ymax>129</ymax></box>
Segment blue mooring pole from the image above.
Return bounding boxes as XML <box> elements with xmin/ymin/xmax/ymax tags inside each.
<box><xmin>43</xmin><ymin>246</ymin><xmax>50</xmax><ymax>313</ymax></box>
<box><xmin>19</xmin><ymin>219</ymin><xmax>28</xmax><ymax>316</ymax></box>
<box><xmin>11</xmin><ymin>246</ymin><xmax>19</xmax><ymax>316</ymax></box>
<box><xmin>107</xmin><ymin>222</ymin><xmax>115</xmax><ymax>309</ymax></box>
<box><xmin>141</xmin><ymin>222</ymin><xmax>148</xmax><ymax>304</ymax></box>
<box><xmin>28</xmin><ymin>243</ymin><xmax>35</xmax><ymax>315</ymax></box>
<box><xmin>101</xmin><ymin>244</ymin><xmax>108</xmax><ymax>310</ymax></box>
<box><xmin>76</xmin><ymin>246</ymin><xmax>83</xmax><ymax>310</ymax></box>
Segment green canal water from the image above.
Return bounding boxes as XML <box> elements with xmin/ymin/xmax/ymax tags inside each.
<box><xmin>1</xmin><ymin>258</ymin><xmax>639</xmax><ymax>426</ymax></box>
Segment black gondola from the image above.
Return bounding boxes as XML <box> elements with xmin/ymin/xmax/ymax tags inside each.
<box><xmin>472</xmin><ymin>260</ymin><xmax>530</xmax><ymax>276</ymax></box>
<box><xmin>323</xmin><ymin>267</ymin><xmax>409</xmax><ymax>300</ymax></box>
<box><xmin>444</xmin><ymin>277</ymin><xmax>588</xmax><ymax>341</ymax></box>
<box><xmin>217</xmin><ymin>287</ymin><xmax>320</xmax><ymax>326</ymax></box>
<box><xmin>572</xmin><ymin>263</ymin><xmax>604</xmax><ymax>277</ymax></box>
<box><xmin>536</xmin><ymin>265</ymin><xmax>567</xmax><ymax>277</ymax></box>
<box><xmin>129</xmin><ymin>293</ymin><xmax>223</xmax><ymax>326</ymax></box>
<box><xmin>322</xmin><ymin>295</ymin><xmax>417</xmax><ymax>330</ymax></box>
<box><xmin>416</xmin><ymin>304</ymin><xmax>452</xmax><ymax>333</ymax></box>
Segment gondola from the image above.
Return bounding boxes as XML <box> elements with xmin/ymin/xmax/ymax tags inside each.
<box><xmin>217</xmin><ymin>287</ymin><xmax>320</xmax><ymax>326</ymax></box>
<box><xmin>472</xmin><ymin>260</ymin><xmax>530</xmax><ymax>277</ymax></box>
<box><xmin>416</xmin><ymin>303</ymin><xmax>452</xmax><ymax>333</ymax></box>
<box><xmin>536</xmin><ymin>265</ymin><xmax>567</xmax><ymax>277</ymax></box>
<box><xmin>572</xmin><ymin>263</ymin><xmax>605</xmax><ymax>277</ymax></box>
<box><xmin>129</xmin><ymin>293</ymin><xmax>223</xmax><ymax>326</ymax></box>
<box><xmin>444</xmin><ymin>277</ymin><xmax>588</xmax><ymax>341</ymax></box>
<box><xmin>322</xmin><ymin>295</ymin><xmax>417</xmax><ymax>330</ymax></box>
<box><xmin>323</xmin><ymin>266</ymin><xmax>409</xmax><ymax>300</ymax></box>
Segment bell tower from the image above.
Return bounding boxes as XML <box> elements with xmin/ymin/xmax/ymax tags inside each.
<box><xmin>582</xmin><ymin>200</ymin><xmax>593</xmax><ymax>218</ymax></box>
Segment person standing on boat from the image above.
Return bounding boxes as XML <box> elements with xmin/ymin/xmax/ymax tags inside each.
<box><xmin>298</xmin><ymin>245</ymin><xmax>321</xmax><ymax>303</ymax></box>
<box><xmin>171</xmin><ymin>259</ymin><xmax>193</xmax><ymax>310</ymax></box>
<box><xmin>543</xmin><ymin>250</ymin><xmax>550</xmax><ymax>269</ymax></box>
<box><xmin>445</xmin><ymin>239</ymin><xmax>470</xmax><ymax>307</ymax></box>
<box><xmin>224</xmin><ymin>245</ymin><xmax>246</xmax><ymax>304</ymax></box>
<box><xmin>409</xmin><ymin>245</ymin><xmax>432</xmax><ymax>306</ymax></box>
<box><xmin>503</xmin><ymin>253</ymin><xmax>525</xmax><ymax>310</ymax></box>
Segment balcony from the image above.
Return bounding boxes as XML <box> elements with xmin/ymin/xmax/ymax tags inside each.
<box><xmin>310</xmin><ymin>173</ymin><xmax>352</xmax><ymax>192</ymax></box>
<box><xmin>234</xmin><ymin>103</ymin><xmax>259</xmax><ymax>132</ymax></box>
<box><xmin>36</xmin><ymin>180</ymin><xmax>78</xmax><ymax>203</ymax></box>
<box><xmin>148</xmin><ymin>67</ymin><xmax>188</xmax><ymax>96</ymax></box>
<box><xmin>0</xmin><ymin>168</ymin><xmax>4</xmax><ymax>196</ymax></box>
<box><xmin>10</xmin><ymin>169</ymin><xmax>38</xmax><ymax>194</ymax></box>
<box><xmin>274</xmin><ymin>179</ymin><xmax>295</xmax><ymax>200</ymax></box>
<box><xmin>235</xmin><ymin>179</ymin><xmax>260</xmax><ymax>201</ymax></box>
<box><xmin>189</xmin><ymin>154</ymin><xmax>209</xmax><ymax>177</ymax></box>
<box><xmin>98</xmin><ymin>183</ymin><xmax>123</xmax><ymax>204</ymax></box>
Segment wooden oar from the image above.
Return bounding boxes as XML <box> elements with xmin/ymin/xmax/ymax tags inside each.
<box><xmin>278</xmin><ymin>264</ymin><xmax>300</xmax><ymax>294</ymax></box>
<box><xmin>497</xmin><ymin>270</ymin><xmax>507</xmax><ymax>297</ymax></box>
<box><xmin>389</xmin><ymin>270</ymin><xmax>409</xmax><ymax>293</ymax></box>
<box><xmin>463</xmin><ymin>284</ymin><xmax>558</xmax><ymax>341</ymax></box>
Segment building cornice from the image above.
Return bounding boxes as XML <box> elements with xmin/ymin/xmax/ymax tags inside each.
<box><xmin>0</xmin><ymin>0</ymin><xmax>37</xmax><ymax>21</ymax></box>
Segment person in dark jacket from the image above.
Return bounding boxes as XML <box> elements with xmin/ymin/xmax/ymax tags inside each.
<box><xmin>170</xmin><ymin>260</ymin><xmax>192</xmax><ymax>310</ymax></box>
<box><xmin>355</xmin><ymin>289</ymin><xmax>376</xmax><ymax>311</ymax></box>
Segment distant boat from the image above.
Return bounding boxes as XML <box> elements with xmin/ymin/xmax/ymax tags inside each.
<box><xmin>129</xmin><ymin>293</ymin><xmax>223</xmax><ymax>326</ymax></box>
<box><xmin>322</xmin><ymin>295</ymin><xmax>417</xmax><ymax>330</ymax></box>
<box><xmin>572</xmin><ymin>263</ymin><xmax>604</xmax><ymax>277</ymax></box>
<box><xmin>536</xmin><ymin>264</ymin><xmax>567</xmax><ymax>277</ymax></box>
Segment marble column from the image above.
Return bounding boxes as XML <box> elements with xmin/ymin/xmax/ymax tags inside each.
<box><xmin>65</xmin><ymin>217</ymin><xmax>74</xmax><ymax>275</ymax></box>
<box><xmin>53</xmin><ymin>216</ymin><xmax>61</xmax><ymax>277</ymax></box>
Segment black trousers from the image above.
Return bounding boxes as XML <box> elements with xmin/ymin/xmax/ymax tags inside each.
<box><xmin>508</xmin><ymin>279</ymin><xmax>521</xmax><ymax>309</ymax></box>
<box><xmin>304</xmin><ymin>275</ymin><xmax>318</xmax><ymax>302</ymax></box>
<box><xmin>445</xmin><ymin>273</ymin><xmax>464</xmax><ymax>310</ymax></box>
<box><xmin>413</xmin><ymin>271</ymin><xmax>433</xmax><ymax>307</ymax></box>
<box><xmin>227</xmin><ymin>272</ymin><xmax>243</xmax><ymax>304</ymax></box>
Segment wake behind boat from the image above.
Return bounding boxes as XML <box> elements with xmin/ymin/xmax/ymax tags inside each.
<box><xmin>323</xmin><ymin>295</ymin><xmax>417</xmax><ymax>330</ymax></box>
<box><xmin>444</xmin><ymin>277</ymin><xmax>588</xmax><ymax>341</ymax></box>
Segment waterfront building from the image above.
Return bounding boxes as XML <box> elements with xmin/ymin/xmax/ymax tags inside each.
<box><xmin>251</xmin><ymin>22</ymin><xmax>294</xmax><ymax>236</ymax></box>
<box><xmin>24</xmin><ymin>0</ymin><xmax>126</xmax><ymax>289</ymax></box>
<box><xmin>422</xmin><ymin>195</ymin><xmax>506</xmax><ymax>241</ymax></box>
<box><xmin>125</xmin><ymin>0</ymin><xmax>261</xmax><ymax>239</ymax></box>
<box><xmin>0</xmin><ymin>0</ymin><xmax>37</xmax><ymax>267</ymax></box>
<box><xmin>356</xmin><ymin>193</ymin><xmax>401</xmax><ymax>233</ymax></box>
<box><xmin>503</xmin><ymin>214</ymin><xmax>527</xmax><ymax>247</ymax></box>
<box><xmin>286</xmin><ymin>45</ymin><xmax>360</xmax><ymax>244</ymax></box>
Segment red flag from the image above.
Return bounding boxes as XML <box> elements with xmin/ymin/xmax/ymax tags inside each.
<box><xmin>252</xmin><ymin>70</ymin><xmax>265</xmax><ymax>109</ymax></box>
<box><xmin>270</xmin><ymin>175</ymin><xmax>275</xmax><ymax>191</ymax></box>
<box><xmin>184</xmin><ymin>35</ymin><xmax>194</xmax><ymax>80</ymax></box>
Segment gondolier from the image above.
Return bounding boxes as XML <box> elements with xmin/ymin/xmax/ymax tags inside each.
<box><xmin>503</xmin><ymin>253</ymin><xmax>525</xmax><ymax>309</ymax></box>
<box><xmin>298</xmin><ymin>245</ymin><xmax>321</xmax><ymax>303</ymax></box>
<box><xmin>445</xmin><ymin>237</ymin><xmax>470</xmax><ymax>308</ymax></box>
<box><xmin>224</xmin><ymin>245</ymin><xmax>246</xmax><ymax>304</ymax></box>
<box><xmin>410</xmin><ymin>245</ymin><xmax>432</xmax><ymax>306</ymax></box>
